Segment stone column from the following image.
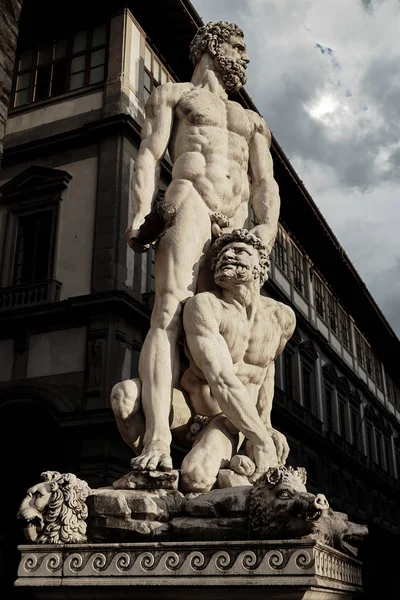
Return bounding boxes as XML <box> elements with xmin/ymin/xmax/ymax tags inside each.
<box><xmin>0</xmin><ymin>0</ymin><xmax>22</xmax><ymax>165</ymax></box>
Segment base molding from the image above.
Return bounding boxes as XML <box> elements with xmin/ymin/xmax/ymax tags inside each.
<box><xmin>16</xmin><ymin>539</ymin><xmax>363</xmax><ymax>599</ymax></box>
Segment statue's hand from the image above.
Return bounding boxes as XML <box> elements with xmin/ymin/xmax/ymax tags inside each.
<box><xmin>266</xmin><ymin>427</ymin><xmax>290</xmax><ymax>465</ymax></box>
<box><xmin>125</xmin><ymin>226</ymin><xmax>151</xmax><ymax>253</ymax></box>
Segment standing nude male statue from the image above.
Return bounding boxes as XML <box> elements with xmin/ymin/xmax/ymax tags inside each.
<box><xmin>111</xmin><ymin>229</ymin><xmax>295</xmax><ymax>489</ymax></box>
<box><xmin>126</xmin><ymin>22</ymin><xmax>280</xmax><ymax>472</ymax></box>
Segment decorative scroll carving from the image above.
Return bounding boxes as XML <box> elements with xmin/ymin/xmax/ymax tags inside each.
<box><xmin>16</xmin><ymin>540</ymin><xmax>363</xmax><ymax>591</ymax></box>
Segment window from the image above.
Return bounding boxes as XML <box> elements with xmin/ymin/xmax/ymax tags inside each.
<box><xmin>386</xmin><ymin>373</ymin><xmax>394</xmax><ymax>404</ymax></box>
<box><xmin>324</xmin><ymin>385</ymin><xmax>334</xmax><ymax>431</ymax></box>
<box><xmin>143</xmin><ymin>44</ymin><xmax>172</xmax><ymax>103</ymax></box>
<box><xmin>291</xmin><ymin>243</ymin><xmax>305</xmax><ymax>295</ymax></box>
<box><xmin>272</xmin><ymin>225</ymin><xmax>288</xmax><ymax>274</ymax></box>
<box><xmin>299</xmin><ymin>341</ymin><xmax>318</xmax><ymax>416</ymax></box>
<box><xmin>366</xmin><ymin>422</ymin><xmax>375</xmax><ymax>461</ymax></box>
<box><xmin>355</xmin><ymin>328</ymin><xmax>365</xmax><ymax>369</ymax></box>
<box><xmin>354</xmin><ymin>328</ymin><xmax>384</xmax><ymax>387</ymax></box>
<box><xmin>13</xmin><ymin>211</ymin><xmax>54</xmax><ymax>285</ymax></box>
<box><xmin>338</xmin><ymin>396</ymin><xmax>348</xmax><ymax>439</ymax></box>
<box><xmin>383</xmin><ymin>436</ymin><xmax>393</xmax><ymax>474</ymax></box>
<box><xmin>13</xmin><ymin>24</ymin><xmax>107</xmax><ymax>107</ymax></box>
<box><xmin>0</xmin><ymin>166</ymin><xmax>70</xmax><ymax>309</ymax></box>
<box><xmin>313</xmin><ymin>273</ymin><xmax>341</xmax><ymax>336</ymax></box>
<box><xmin>302</xmin><ymin>365</ymin><xmax>311</xmax><ymax>411</ymax></box>
<box><xmin>373</xmin><ymin>355</ymin><xmax>383</xmax><ymax>389</ymax></box>
<box><xmin>395</xmin><ymin>386</ymin><xmax>400</xmax><ymax>411</ymax></box>
<box><xmin>338</xmin><ymin>306</ymin><xmax>352</xmax><ymax>351</ymax></box>
<box><xmin>394</xmin><ymin>385</ymin><xmax>400</xmax><ymax>411</ymax></box>
<box><xmin>365</xmin><ymin>343</ymin><xmax>373</xmax><ymax>377</ymax></box>
<box><xmin>326</xmin><ymin>291</ymin><xmax>338</xmax><ymax>335</ymax></box>
<box><xmin>395</xmin><ymin>447</ymin><xmax>400</xmax><ymax>479</ymax></box>
<box><xmin>313</xmin><ymin>275</ymin><xmax>326</xmax><ymax>320</ymax></box>
<box><xmin>350</xmin><ymin>407</ymin><xmax>359</xmax><ymax>447</ymax></box>
<box><xmin>302</xmin><ymin>364</ymin><xmax>316</xmax><ymax>413</ymax></box>
<box><xmin>144</xmin><ymin>246</ymin><xmax>156</xmax><ymax>294</ymax></box>
<box><xmin>376</xmin><ymin>431</ymin><xmax>383</xmax><ymax>466</ymax></box>
<box><xmin>283</xmin><ymin>349</ymin><xmax>294</xmax><ymax>400</ymax></box>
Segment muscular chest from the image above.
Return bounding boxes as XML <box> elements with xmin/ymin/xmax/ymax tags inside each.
<box><xmin>221</xmin><ymin>304</ymin><xmax>280</xmax><ymax>368</ymax></box>
<box><xmin>176</xmin><ymin>89</ymin><xmax>253</xmax><ymax>140</ymax></box>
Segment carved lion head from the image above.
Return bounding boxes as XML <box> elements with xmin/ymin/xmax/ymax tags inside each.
<box><xmin>17</xmin><ymin>471</ymin><xmax>90</xmax><ymax>544</ymax></box>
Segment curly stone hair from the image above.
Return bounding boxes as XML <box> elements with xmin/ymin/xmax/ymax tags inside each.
<box><xmin>210</xmin><ymin>228</ymin><xmax>270</xmax><ymax>286</ymax></box>
<box><xmin>189</xmin><ymin>21</ymin><xmax>244</xmax><ymax>66</ymax></box>
<box><xmin>37</xmin><ymin>471</ymin><xmax>90</xmax><ymax>544</ymax></box>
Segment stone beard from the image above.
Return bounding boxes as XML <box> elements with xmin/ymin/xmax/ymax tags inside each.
<box><xmin>213</xmin><ymin>51</ymin><xmax>248</xmax><ymax>91</ymax></box>
<box><xmin>214</xmin><ymin>247</ymin><xmax>259</xmax><ymax>286</ymax></box>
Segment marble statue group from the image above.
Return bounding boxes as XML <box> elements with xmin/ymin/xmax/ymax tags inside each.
<box><xmin>17</xmin><ymin>22</ymin><xmax>368</xmax><ymax>564</ymax></box>
<box><xmin>111</xmin><ymin>21</ymin><xmax>296</xmax><ymax>492</ymax></box>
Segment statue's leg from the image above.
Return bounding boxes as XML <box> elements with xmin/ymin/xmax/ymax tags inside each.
<box><xmin>110</xmin><ymin>379</ymin><xmax>145</xmax><ymax>454</ymax></box>
<box><xmin>131</xmin><ymin>179</ymin><xmax>211</xmax><ymax>472</ymax></box>
<box><xmin>181</xmin><ymin>415</ymin><xmax>240</xmax><ymax>494</ymax></box>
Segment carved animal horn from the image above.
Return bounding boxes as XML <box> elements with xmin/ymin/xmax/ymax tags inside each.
<box><xmin>41</xmin><ymin>471</ymin><xmax>61</xmax><ymax>482</ymax></box>
<box><xmin>61</xmin><ymin>473</ymin><xmax>77</xmax><ymax>485</ymax></box>
<box><xmin>265</xmin><ymin>466</ymin><xmax>283</xmax><ymax>486</ymax></box>
<box><xmin>296</xmin><ymin>467</ymin><xmax>307</xmax><ymax>486</ymax></box>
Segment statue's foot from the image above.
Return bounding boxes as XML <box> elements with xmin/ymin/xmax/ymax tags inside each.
<box><xmin>130</xmin><ymin>441</ymin><xmax>173</xmax><ymax>472</ymax></box>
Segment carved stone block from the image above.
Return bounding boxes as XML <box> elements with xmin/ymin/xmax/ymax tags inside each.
<box><xmin>91</xmin><ymin>515</ymin><xmax>169</xmax><ymax>540</ymax></box>
<box><xmin>184</xmin><ymin>486</ymin><xmax>250</xmax><ymax>518</ymax></box>
<box><xmin>113</xmin><ymin>469</ymin><xmax>179</xmax><ymax>490</ymax></box>
<box><xmin>218</xmin><ymin>468</ymin><xmax>251</xmax><ymax>488</ymax></box>
<box><xmin>170</xmin><ymin>516</ymin><xmax>248</xmax><ymax>540</ymax></box>
<box><xmin>89</xmin><ymin>487</ymin><xmax>184</xmax><ymax>520</ymax></box>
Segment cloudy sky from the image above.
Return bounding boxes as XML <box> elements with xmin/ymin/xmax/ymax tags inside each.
<box><xmin>193</xmin><ymin>0</ymin><xmax>400</xmax><ymax>336</ymax></box>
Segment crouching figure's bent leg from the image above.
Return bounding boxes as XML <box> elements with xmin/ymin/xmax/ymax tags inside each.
<box><xmin>181</xmin><ymin>415</ymin><xmax>240</xmax><ymax>494</ymax></box>
<box><xmin>110</xmin><ymin>379</ymin><xmax>145</xmax><ymax>456</ymax></box>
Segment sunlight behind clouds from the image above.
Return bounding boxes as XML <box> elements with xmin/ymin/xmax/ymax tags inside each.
<box><xmin>193</xmin><ymin>0</ymin><xmax>400</xmax><ymax>334</ymax></box>
<box><xmin>308</xmin><ymin>95</ymin><xmax>339</xmax><ymax>119</ymax></box>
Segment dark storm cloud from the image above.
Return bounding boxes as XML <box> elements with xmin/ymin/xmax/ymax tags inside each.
<box><xmin>361</xmin><ymin>0</ymin><xmax>386</xmax><ymax>12</ymax></box>
<box><xmin>193</xmin><ymin>0</ymin><xmax>400</xmax><ymax>335</ymax></box>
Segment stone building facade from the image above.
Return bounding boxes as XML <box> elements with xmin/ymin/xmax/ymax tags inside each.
<box><xmin>0</xmin><ymin>1</ymin><xmax>399</xmax><ymax>598</ymax></box>
<box><xmin>0</xmin><ymin>0</ymin><xmax>22</xmax><ymax>161</ymax></box>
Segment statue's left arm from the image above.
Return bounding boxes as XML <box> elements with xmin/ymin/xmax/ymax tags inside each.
<box><xmin>256</xmin><ymin>303</ymin><xmax>296</xmax><ymax>463</ymax></box>
<box><xmin>256</xmin><ymin>364</ymin><xmax>289</xmax><ymax>464</ymax></box>
<box><xmin>247</xmin><ymin>111</ymin><xmax>280</xmax><ymax>253</ymax></box>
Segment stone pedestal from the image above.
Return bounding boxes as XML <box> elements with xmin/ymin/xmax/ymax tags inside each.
<box><xmin>16</xmin><ymin>539</ymin><xmax>363</xmax><ymax>599</ymax></box>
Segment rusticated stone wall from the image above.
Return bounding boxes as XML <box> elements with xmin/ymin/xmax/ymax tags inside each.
<box><xmin>0</xmin><ymin>0</ymin><xmax>22</xmax><ymax>163</ymax></box>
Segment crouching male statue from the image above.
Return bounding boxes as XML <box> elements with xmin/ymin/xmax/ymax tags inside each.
<box><xmin>125</xmin><ymin>21</ymin><xmax>281</xmax><ymax>472</ymax></box>
<box><xmin>111</xmin><ymin>229</ymin><xmax>296</xmax><ymax>492</ymax></box>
